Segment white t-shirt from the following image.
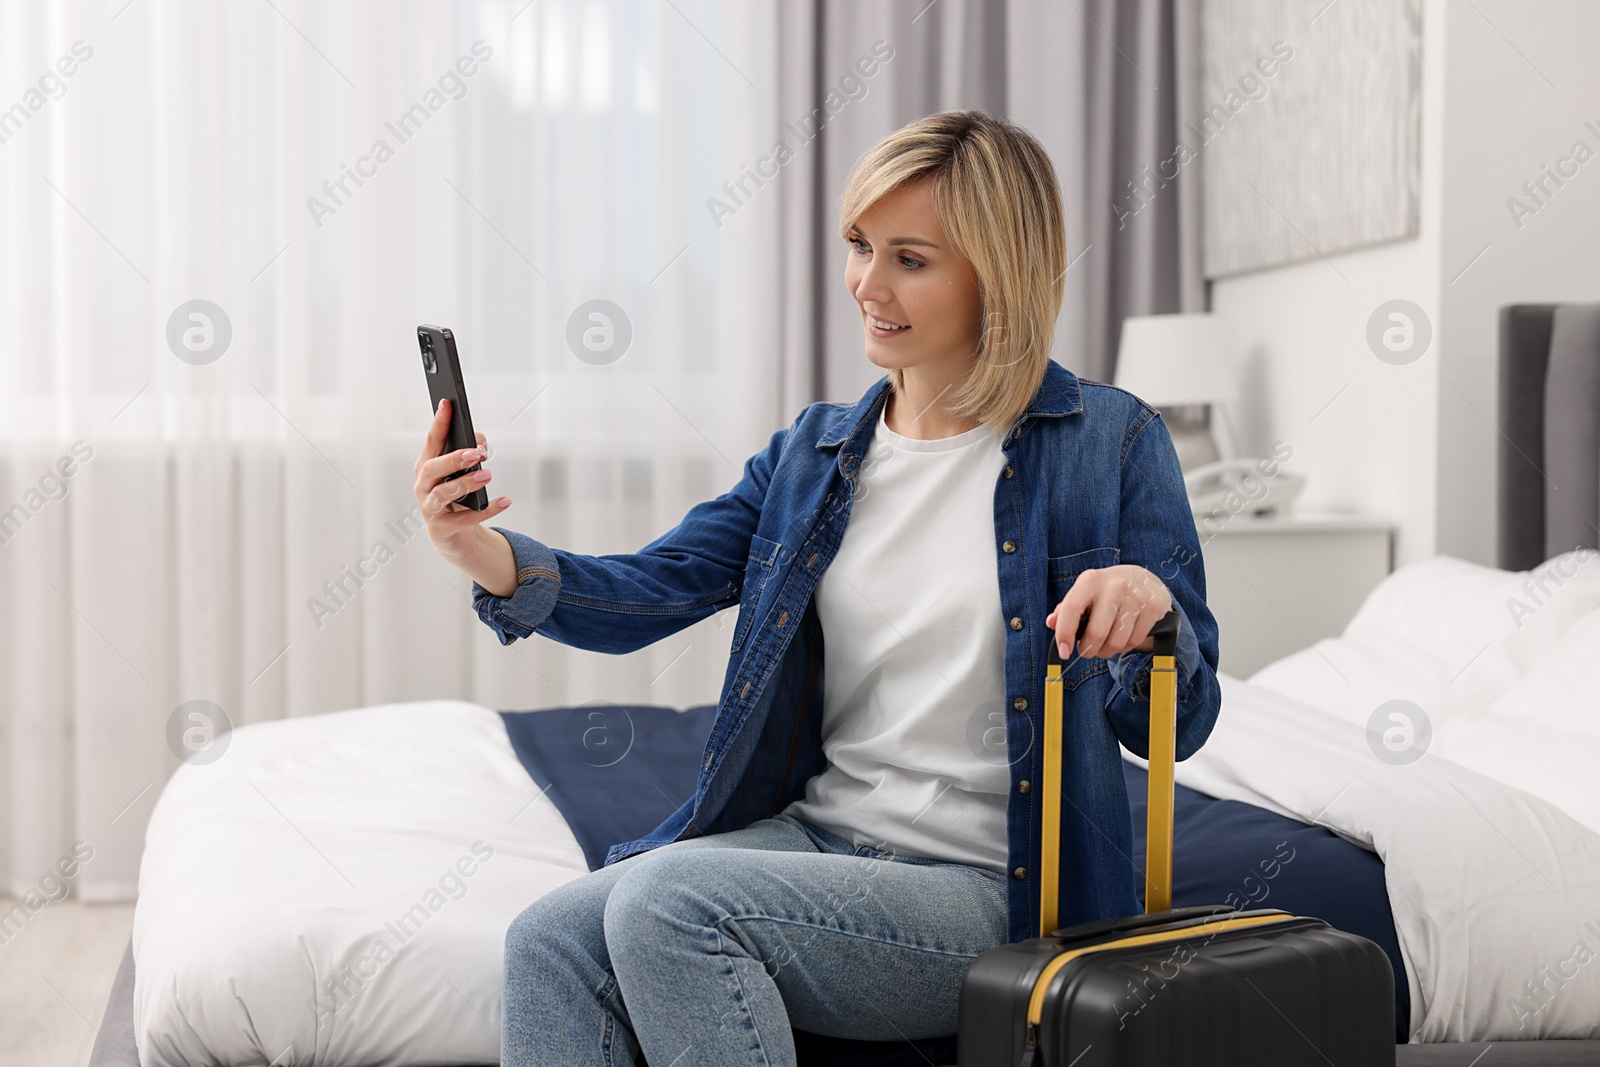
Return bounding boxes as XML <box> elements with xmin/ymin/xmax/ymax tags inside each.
<box><xmin>780</xmin><ymin>400</ymin><xmax>1012</xmax><ymax>873</ymax></box>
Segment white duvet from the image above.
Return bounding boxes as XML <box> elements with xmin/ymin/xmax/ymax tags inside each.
<box><xmin>134</xmin><ymin>552</ymin><xmax>1600</xmax><ymax>1063</ymax></box>
<box><xmin>133</xmin><ymin>700</ymin><xmax>590</xmax><ymax>1067</ymax></box>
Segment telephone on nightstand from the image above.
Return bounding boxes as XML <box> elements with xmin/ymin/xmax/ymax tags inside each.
<box><xmin>1184</xmin><ymin>456</ymin><xmax>1305</xmax><ymax>520</ymax></box>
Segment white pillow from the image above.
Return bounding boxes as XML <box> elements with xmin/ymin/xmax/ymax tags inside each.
<box><xmin>1482</xmin><ymin>604</ymin><xmax>1600</xmax><ymax>730</ymax></box>
<box><xmin>1342</xmin><ymin>555</ymin><xmax>1529</xmax><ymax>713</ymax></box>
<box><xmin>1500</xmin><ymin>548</ymin><xmax>1600</xmax><ymax>675</ymax></box>
<box><xmin>1244</xmin><ymin>632</ymin><xmax>1456</xmax><ymax>729</ymax></box>
<box><xmin>1249</xmin><ymin>549</ymin><xmax>1600</xmax><ymax>727</ymax></box>
<box><xmin>1429</xmin><ymin>606</ymin><xmax>1600</xmax><ymax>831</ymax></box>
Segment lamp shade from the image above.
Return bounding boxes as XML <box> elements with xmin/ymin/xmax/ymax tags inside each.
<box><xmin>1112</xmin><ymin>313</ymin><xmax>1237</xmax><ymax>407</ymax></box>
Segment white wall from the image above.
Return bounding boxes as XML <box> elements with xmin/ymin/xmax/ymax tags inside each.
<box><xmin>1433</xmin><ymin>0</ymin><xmax>1600</xmax><ymax>565</ymax></box>
<box><xmin>1210</xmin><ymin>0</ymin><xmax>1600</xmax><ymax>570</ymax></box>
<box><xmin>1208</xmin><ymin>0</ymin><xmax>1447</xmax><ymax>569</ymax></box>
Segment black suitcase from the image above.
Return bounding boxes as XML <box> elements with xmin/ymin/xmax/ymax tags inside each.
<box><xmin>956</xmin><ymin>609</ymin><xmax>1395</xmax><ymax>1066</ymax></box>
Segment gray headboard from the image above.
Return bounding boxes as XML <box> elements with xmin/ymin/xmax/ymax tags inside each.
<box><xmin>1498</xmin><ymin>302</ymin><xmax>1600</xmax><ymax>570</ymax></box>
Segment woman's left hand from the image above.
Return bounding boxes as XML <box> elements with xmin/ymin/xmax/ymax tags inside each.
<box><xmin>1045</xmin><ymin>564</ymin><xmax>1173</xmax><ymax>659</ymax></box>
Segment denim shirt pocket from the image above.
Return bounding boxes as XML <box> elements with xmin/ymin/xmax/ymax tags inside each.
<box><xmin>730</xmin><ymin>534</ymin><xmax>783</xmax><ymax>654</ymax></box>
<box><xmin>1046</xmin><ymin>545</ymin><xmax>1121</xmax><ymax>690</ymax></box>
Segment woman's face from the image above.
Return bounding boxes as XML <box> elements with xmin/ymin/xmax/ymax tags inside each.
<box><xmin>844</xmin><ymin>178</ymin><xmax>983</xmax><ymax>380</ymax></box>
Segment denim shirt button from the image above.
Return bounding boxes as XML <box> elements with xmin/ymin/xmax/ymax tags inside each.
<box><xmin>1012</xmin><ymin>866</ymin><xmax>1027</xmax><ymax>880</ymax></box>
<box><xmin>1018</xmin><ymin>779</ymin><xmax>1030</xmax><ymax>793</ymax></box>
<box><xmin>1002</xmin><ymin>540</ymin><xmax>1016</xmax><ymax>553</ymax></box>
<box><xmin>1009</xmin><ymin>617</ymin><xmax>1023</xmax><ymax>631</ymax></box>
<box><xmin>1013</xmin><ymin>697</ymin><xmax>1027</xmax><ymax>710</ymax></box>
<box><xmin>1003</xmin><ymin>465</ymin><xmax>1015</xmax><ymax>479</ymax></box>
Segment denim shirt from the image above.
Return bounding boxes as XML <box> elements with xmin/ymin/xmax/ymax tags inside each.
<box><xmin>471</xmin><ymin>358</ymin><xmax>1221</xmax><ymax>946</ymax></box>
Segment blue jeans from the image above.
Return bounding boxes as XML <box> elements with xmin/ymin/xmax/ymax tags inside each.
<box><xmin>501</xmin><ymin>812</ymin><xmax>1009</xmax><ymax>1066</ymax></box>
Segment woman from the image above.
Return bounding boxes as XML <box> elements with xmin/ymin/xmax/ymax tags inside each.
<box><xmin>413</xmin><ymin>108</ymin><xmax>1220</xmax><ymax>1067</ymax></box>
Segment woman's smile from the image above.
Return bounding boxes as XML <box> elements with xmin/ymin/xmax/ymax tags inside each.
<box><xmin>865</xmin><ymin>312</ymin><xmax>911</xmax><ymax>337</ymax></box>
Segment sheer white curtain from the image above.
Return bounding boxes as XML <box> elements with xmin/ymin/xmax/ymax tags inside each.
<box><xmin>0</xmin><ymin>0</ymin><xmax>782</xmax><ymax>901</ymax></box>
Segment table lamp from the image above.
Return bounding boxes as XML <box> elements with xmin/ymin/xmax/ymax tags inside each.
<box><xmin>1113</xmin><ymin>313</ymin><xmax>1237</xmax><ymax>471</ymax></box>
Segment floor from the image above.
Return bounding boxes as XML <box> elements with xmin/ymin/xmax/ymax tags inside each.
<box><xmin>0</xmin><ymin>896</ymin><xmax>136</xmax><ymax>1067</ymax></box>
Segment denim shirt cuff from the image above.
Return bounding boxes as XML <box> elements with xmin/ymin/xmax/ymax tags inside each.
<box><xmin>470</xmin><ymin>527</ymin><xmax>562</xmax><ymax>646</ymax></box>
<box><xmin>1107</xmin><ymin>599</ymin><xmax>1202</xmax><ymax>706</ymax></box>
<box><xmin>1107</xmin><ymin>650</ymin><xmax>1154</xmax><ymax>703</ymax></box>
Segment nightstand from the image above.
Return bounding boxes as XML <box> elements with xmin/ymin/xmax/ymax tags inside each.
<box><xmin>1195</xmin><ymin>511</ymin><xmax>1396</xmax><ymax>679</ymax></box>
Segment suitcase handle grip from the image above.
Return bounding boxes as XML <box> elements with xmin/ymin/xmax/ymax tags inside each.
<box><xmin>1048</xmin><ymin>904</ymin><xmax>1233</xmax><ymax>942</ymax></box>
<box><xmin>1045</xmin><ymin>606</ymin><xmax>1179</xmax><ymax>667</ymax></box>
<box><xmin>1148</xmin><ymin>606</ymin><xmax>1180</xmax><ymax>658</ymax></box>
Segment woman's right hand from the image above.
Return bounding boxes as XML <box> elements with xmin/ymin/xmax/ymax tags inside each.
<box><xmin>414</xmin><ymin>398</ymin><xmax>513</xmax><ymax>567</ymax></box>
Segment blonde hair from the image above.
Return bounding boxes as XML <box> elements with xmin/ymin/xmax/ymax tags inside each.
<box><xmin>838</xmin><ymin>109</ymin><xmax>1067</xmax><ymax>436</ymax></box>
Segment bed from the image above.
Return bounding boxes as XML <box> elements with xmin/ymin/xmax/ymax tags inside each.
<box><xmin>90</xmin><ymin>598</ymin><xmax>1600</xmax><ymax>1067</ymax></box>
<box><xmin>92</xmin><ymin>302</ymin><xmax>1600</xmax><ymax>1066</ymax></box>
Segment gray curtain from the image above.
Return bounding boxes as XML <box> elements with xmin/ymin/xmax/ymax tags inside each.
<box><xmin>776</xmin><ymin>0</ymin><xmax>1206</xmax><ymax>412</ymax></box>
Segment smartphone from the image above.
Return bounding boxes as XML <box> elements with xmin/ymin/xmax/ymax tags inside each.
<box><xmin>417</xmin><ymin>324</ymin><xmax>489</xmax><ymax>511</ymax></box>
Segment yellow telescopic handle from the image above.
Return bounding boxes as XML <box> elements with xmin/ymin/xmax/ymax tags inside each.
<box><xmin>1040</xmin><ymin>644</ymin><xmax>1064</xmax><ymax>937</ymax></box>
<box><xmin>1145</xmin><ymin>610</ymin><xmax>1181</xmax><ymax>913</ymax></box>
<box><xmin>1040</xmin><ymin>609</ymin><xmax>1182</xmax><ymax>936</ymax></box>
<box><xmin>1040</xmin><ymin>614</ymin><xmax>1090</xmax><ymax>935</ymax></box>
